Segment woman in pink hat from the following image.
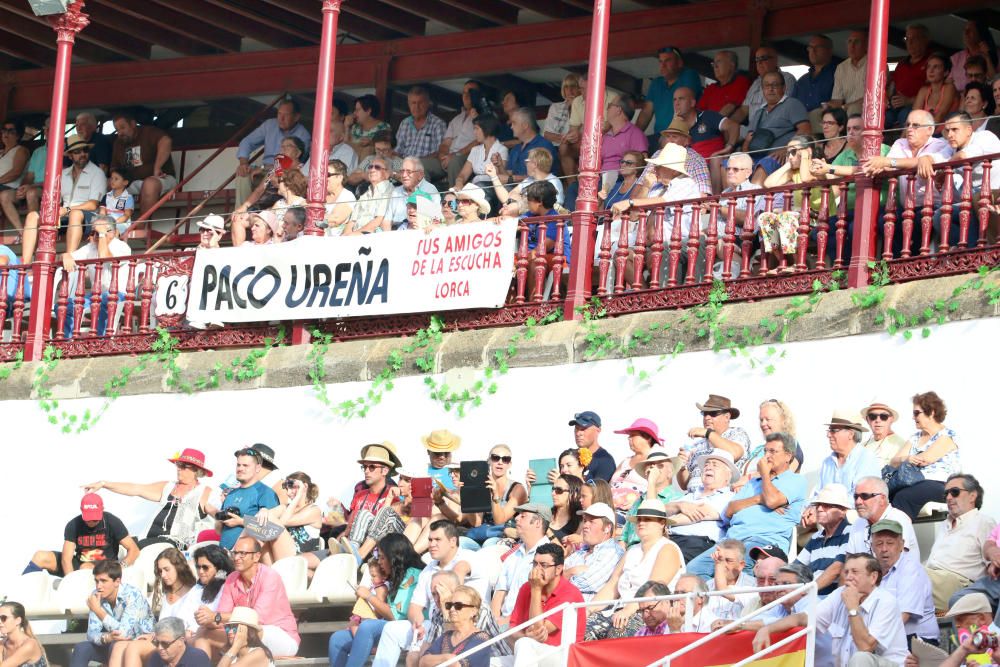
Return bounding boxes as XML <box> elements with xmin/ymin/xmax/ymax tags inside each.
<box><xmin>83</xmin><ymin>448</ymin><xmax>214</xmax><ymax>550</ymax></box>
<box><xmin>609</xmin><ymin>418</ymin><xmax>666</xmax><ymax>513</ymax></box>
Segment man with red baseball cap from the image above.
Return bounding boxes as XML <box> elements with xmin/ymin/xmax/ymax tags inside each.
<box><xmin>24</xmin><ymin>493</ymin><xmax>139</xmax><ymax>576</ymax></box>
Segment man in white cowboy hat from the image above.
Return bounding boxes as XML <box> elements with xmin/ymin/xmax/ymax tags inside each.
<box><xmin>795</xmin><ymin>484</ymin><xmax>853</xmax><ymax>597</ymax></box>
<box><xmin>22</xmin><ymin>133</ymin><xmax>106</xmax><ymax>265</ymax></box>
<box><xmin>621</xmin><ymin>450</ymin><xmax>683</xmax><ymax>547</ymax></box>
<box><xmin>678</xmin><ymin>394</ymin><xmax>751</xmax><ymax>493</ymax></box>
<box><xmin>665</xmin><ymin>448</ymin><xmax>738</xmax><ymax>562</ymax></box>
<box><xmin>870</xmin><ymin>519</ymin><xmax>937</xmax><ymax>648</ymax></box>
<box><xmin>818</xmin><ymin>409</ymin><xmax>881</xmax><ymax>495</ymax></box>
<box><xmin>564</xmin><ymin>502</ymin><xmax>625</xmax><ymax>601</ymax></box>
<box><xmin>340</xmin><ymin>443</ymin><xmax>403</xmax><ymax>562</ymax></box>
<box><xmin>421</xmin><ymin>429</ymin><xmax>461</xmax><ymax>491</ymax></box>
<box><xmin>196</xmin><ymin>214</ymin><xmax>226</xmax><ymax>249</ymax></box>
<box><xmin>860</xmin><ymin>400</ymin><xmax>906</xmax><ymax>468</ymax></box>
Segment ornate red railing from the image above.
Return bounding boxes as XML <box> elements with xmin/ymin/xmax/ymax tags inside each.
<box><xmin>1</xmin><ymin>152</ymin><xmax>997</xmax><ymax>362</ymax></box>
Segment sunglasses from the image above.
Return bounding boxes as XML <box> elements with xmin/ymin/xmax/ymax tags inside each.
<box><xmin>551</xmin><ymin>487</ymin><xmax>569</xmax><ymax>495</ymax></box>
<box><xmin>490</xmin><ymin>454</ymin><xmax>512</xmax><ymax>464</ymax></box>
<box><xmin>912</xmin><ymin>410</ymin><xmax>924</xmax><ymax>417</ymax></box>
<box><xmin>457</xmin><ymin>198</ymin><xmax>475</xmax><ymax>205</ymax></box>
<box><xmin>945</xmin><ymin>487</ymin><xmax>965</xmax><ymax>498</ymax></box>
<box><xmin>224</xmin><ymin>625</ymin><xmax>240</xmax><ymax>634</ymax></box>
<box><xmin>854</xmin><ymin>492</ymin><xmax>883</xmax><ymax>501</ymax></box>
<box><xmin>827</xmin><ymin>427</ymin><xmax>849</xmax><ymax>433</ymax></box>
<box><xmin>620</xmin><ymin>160</ymin><xmax>638</xmax><ymax>166</ymax></box>
<box><xmin>444</xmin><ymin>601</ymin><xmax>475</xmax><ymax>611</ymax></box>
<box><xmin>360</xmin><ymin>464</ymin><xmax>385</xmax><ymax>472</ymax></box>
<box><xmin>701</xmin><ymin>410</ymin><xmax>725</xmax><ymax>417</ymax></box>
<box><xmin>866</xmin><ymin>413</ymin><xmax>891</xmax><ymax>421</ymax></box>
<box><xmin>196</xmin><ymin>564</ymin><xmax>213</xmax><ymax>571</ymax></box>
<box><xmin>282</xmin><ymin>480</ymin><xmax>299</xmax><ymax>490</ymax></box>
<box><xmin>367</xmin><ymin>164</ymin><xmax>386</xmax><ymax>171</ymax></box>
<box><xmin>1</xmin><ymin>127</ymin><xmax>17</xmax><ymax>134</ymax></box>
<box><xmin>176</xmin><ymin>462</ymin><xmax>198</xmax><ymax>471</ymax></box>
<box><xmin>753</xmin><ymin>56</ymin><xmax>774</xmax><ymax>63</ymax></box>
<box><xmin>152</xmin><ymin>637</ymin><xmax>182</xmax><ymax>650</ymax></box>
<box><xmin>0</xmin><ymin>614</ymin><xmax>8</xmax><ymax>623</ymax></box>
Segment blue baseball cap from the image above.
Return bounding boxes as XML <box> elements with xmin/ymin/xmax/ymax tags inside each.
<box><xmin>569</xmin><ymin>411</ymin><xmax>602</xmax><ymax>428</ymax></box>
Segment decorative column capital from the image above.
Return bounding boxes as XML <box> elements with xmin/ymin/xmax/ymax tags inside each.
<box><xmin>322</xmin><ymin>0</ymin><xmax>344</xmax><ymax>11</ymax></box>
<box><xmin>48</xmin><ymin>0</ymin><xmax>89</xmax><ymax>42</ymax></box>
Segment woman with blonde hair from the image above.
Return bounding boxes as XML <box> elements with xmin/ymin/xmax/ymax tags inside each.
<box><xmin>0</xmin><ymin>601</ymin><xmax>47</xmax><ymax>667</ymax></box>
<box><xmin>736</xmin><ymin>399</ymin><xmax>804</xmax><ymax>486</ymax></box>
<box><xmin>466</xmin><ymin>444</ymin><xmax>528</xmax><ymax>547</ymax></box>
<box><xmin>418</xmin><ymin>586</ymin><xmax>490</xmax><ymax>667</ymax></box>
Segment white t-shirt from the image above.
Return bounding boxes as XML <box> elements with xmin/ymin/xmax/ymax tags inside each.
<box><xmin>943</xmin><ymin>131</ymin><xmax>1000</xmax><ymax>192</ymax></box>
<box><xmin>158</xmin><ymin>584</ymin><xmax>205</xmax><ymax>631</ymax></box>
<box><xmin>102</xmin><ymin>189</ymin><xmax>135</xmax><ymax>221</ymax></box>
<box><xmin>468</xmin><ymin>142</ymin><xmax>509</xmax><ymax>185</ymax></box>
<box><xmin>71</xmin><ymin>237</ymin><xmax>132</xmax><ymax>292</ymax></box>
<box><xmin>324</xmin><ymin>188</ymin><xmax>358</xmax><ymax>236</ymax></box>
<box><xmin>61</xmin><ymin>162</ymin><xmax>107</xmax><ymax>208</ymax></box>
<box><xmin>411</xmin><ymin>548</ymin><xmax>481</xmax><ymax>618</ymax></box>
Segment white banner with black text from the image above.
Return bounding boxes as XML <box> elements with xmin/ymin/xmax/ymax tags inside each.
<box><xmin>186</xmin><ymin>220</ymin><xmax>517</xmax><ymax>322</ymax></box>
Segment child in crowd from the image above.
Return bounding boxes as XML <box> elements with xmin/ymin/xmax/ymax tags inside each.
<box><xmin>348</xmin><ymin>558</ymin><xmax>388</xmax><ymax>635</ymax></box>
<box><xmin>99</xmin><ymin>168</ymin><xmax>134</xmax><ymax>235</ymax></box>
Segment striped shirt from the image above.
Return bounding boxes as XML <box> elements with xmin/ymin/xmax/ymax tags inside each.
<box><xmin>795</xmin><ymin>518</ymin><xmax>851</xmax><ymax>596</ymax></box>
<box><xmin>565</xmin><ymin>538</ymin><xmax>626</xmax><ymax>600</ymax></box>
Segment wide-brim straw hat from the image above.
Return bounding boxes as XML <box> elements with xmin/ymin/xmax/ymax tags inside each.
<box><xmin>646</xmin><ymin>143</ymin><xmax>691</xmax><ymax>177</ymax></box>
<box><xmin>421</xmin><ymin>429</ymin><xmax>462</xmax><ymax>453</ymax></box>
<box><xmin>360</xmin><ymin>442</ymin><xmax>402</xmax><ymax>469</ymax></box>
<box><xmin>693</xmin><ymin>448</ymin><xmax>740</xmax><ymax>483</ymax></box>
<box><xmin>627</xmin><ymin>498</ymin><xmax>668</xmax><ymax>523</ymax></box>
<box><xmin>451</xmin><ymin>183</ymin><xmax>491</xmax><ymax>216</ymax></box>
<box><xmin>227</xmin><ymin>607</ymin><xmax>261</xmax><ymax>631</ymax></box>
<box><xmin>634</xmin><ymin>451</ymin><xmax>675</xmax><ymax>479</ymax></box>
<box><xmin>357</xmin><ymin>444</ymin><xmax>397</xmax><ymax>469</ymax></box>
<box><xmin>860</xmin><ymin>400</ymin><xmax>899</xmax><ymax>422</ymax></box>
<box><xmin>824</xmin><ymin>409</ymin><xmax>869</xmax><ymax>432</ymax></box>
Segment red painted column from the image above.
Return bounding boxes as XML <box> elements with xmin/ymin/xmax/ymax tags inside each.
<box><xmin>24</xmin><ymin>1</ymin><xmax>89</xmax><ymax>361</ymax></box>
<box><xmin>848</xmin><ymin>0</ymin><xmax>889</xmax><ymax>288</ymax></box>
<box><xmin>564</xmin><ymin>0</ymin><xmax>611</xmax><ymax>320</ymax></box>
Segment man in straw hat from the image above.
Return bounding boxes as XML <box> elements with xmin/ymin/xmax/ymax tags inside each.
<box><xmin>925</xmin><ymin>593</ymin><xmax>995</xmax><ymax>667</ymax></box>
<box><xmin>678</xmin><ymin>394</ymin><xmax>751</xmax><ymax>493</ymax></box>
<box><xmin>819</xmin><ymin>410</ymin><xmax>881</xmax><ymax>495</ymax></box>
<box><xmin>665</xmin><ymin>449</ymin><xmax>738</xmax><ymax>562</ymax></box>
<box><xmin>860</xmin><ymin>399</ymin><xmax>906</xmax><ymax>468</ymax></box>
<box><xmin>608</xmin><ymin>142</ymin><xmax>701</xmax><ymax>240</ymax></box>
<box><xmin>340</xmin><ymin>443</ymin><xmax>404</xmax><ymax>564</ymax></box>
<box><xmin>795</xmin><ymin>484</ymin><xmax>853</xmax><ymax>597</ymax></box>
<box><xmin>22</xmin><ymin>133</ymin><xmax>106</xmax><ymax>265</ymax></box>
<box><xmin>869</xmin><ymin>519</ymin><xmax>937</xmax><ymax>647</ymax></box>
<box><xmin>421</xmin><ymin>430</ymin><xmax>461</xmax><ymax>490</ymax></box>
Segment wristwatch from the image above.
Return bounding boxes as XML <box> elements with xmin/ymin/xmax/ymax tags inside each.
<box><xmin>889</xmin><ymin>158</ymin><xmax>898</xmax><ymax>169</ymax></box>
<box><xmin>214</xmin><ymin>612</ymin><xmax>223</xmax><ymax>624</ymax></box>
<box><xmin>847</xmin><ymin>609</ymin><xmax>859</xmax><ymax>618</ymax></box>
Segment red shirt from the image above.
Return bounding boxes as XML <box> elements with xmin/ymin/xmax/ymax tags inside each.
<box><xmin>893</xmin><ymin>56</ymin><xmax>928</xmax><ymax>99</ymax></box>
<box><xmin>698</xmin><ymin>74</ymin><xmax>751</xmax><ymax>113</ymax></box>
<box><xmin>510</xmin><ymin>577</ymin><xmax>585</xmax><ymax>646</ymax></box>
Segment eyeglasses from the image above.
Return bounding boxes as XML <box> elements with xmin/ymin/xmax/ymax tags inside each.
<box><xmin>231</xmin><ymin>550</ymin><xmax>259</xmax><ymax>559</ymax></box>
<box><xmin>821</xmin><ymin>120</ymin><xmax>839</xmax><ymax>126</ymax></box>
<box><xmin>853</xmin><ymin>492</ymin><xmax>883</xmax><ymax>501</ymax></box>
<box><xmin>152</xmin><ymin>637</ymin><xmax>182</xmax><ymax>650</ymax></box>
<box><xmin>866</xmin><ymin>413</ymin><xmax>891</xmax><ymax>421</ymax></box>
<box><xmin>754</xmin><ymin>56</ymin><xmax>774</xmax><ymax>63</ymax></box>
<box><xmin>490</xmin><ymin>454</ymin><xmax>512</xmax><ymax>463</ymax></box>
<box><xmin>360</xmin><ymin>464</ymin><xmax>385</xmax><ymax>472</ymax></box>
<box><xmin>552</xmin><ymin>487</ymin><xmax>569</xmax><ymax>495</ymax></box>
<box><xmin>638</xmin><ymin>603</ymin><xmax>661</xmax><ymax>614</ymax></box>
<box><xmin>827</xmin><ymin>426</ymin><xmax>848</xmax><ymax>433</ymax></box>
<box><xmin>444</xmin><ymin>601</ymin><xmax>475</xmax><ymax>611</ymax></box>
<box><xmin>912</xmin><ymin>409</ymin><xmax>924</xmax><ymax>417</ymax></box>
<box><xmin>945</xmin><ymin>487</ymin><xmax>965</xmax><ymax>498</ymax></box>
<box><xmin>196</xmin><ymin>564</ymin><xmax>213</xmax><ymax>571</ymax></box>
<box><xmin>620</xmin><ymin>160</ymin><xmax>638</xmax><ymax>166</ymax></box>
<box><xmin>367</xmin><ymin>165</ymin><xmax>386</xmax><ymax>171</ymax></box>
<box><xmin>725</xmin><ymin>166</ymin><xmax>749</xmax><ymax>171</ymax></box>
<box><xmin>1</xmin><ymin>127</ymin><xmax>17</xmax><ymax>134</ymax></box>
<box><xmin>531</xmin><ymin>561</ymin><xmax>558</xmax><ymax>569</ymax></box>
<box><xmin>457</xmin><ymin>198</ymin><xmax>475</xmax><ymax>205</ymax></box>
<box><xmin>399</xmin><ymin>169</ymin><xmax>417</xmax><ymax>175</ymax></box>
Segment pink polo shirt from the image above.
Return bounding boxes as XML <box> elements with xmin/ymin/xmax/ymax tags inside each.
<box><xmin>217</xmin><ymin>564</ymin><xmax>300</xmax><ymax>643</ymax></box>
<box><xmin>601</xmin><ymin>122</ymin><xmax>648</xmax><ymax>172</ymax></box>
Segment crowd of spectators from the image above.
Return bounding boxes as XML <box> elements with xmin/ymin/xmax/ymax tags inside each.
<box><xmin>10</xmin><ymin>389</ymin><xmax>1000</xmax><ymax>667</ymax></box>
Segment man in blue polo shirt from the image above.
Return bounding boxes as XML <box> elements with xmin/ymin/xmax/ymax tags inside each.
<box><xmin>636</xmin><ymin>46</ymin><xmax>703</xmax><ymax>139</ymax></box>
<box><xmin>498</xmin><ymin>108</ymin><xmax>558</xmax><ymax>188</ymax></box>
<box><xmin>792</xmin><ymin>34</ymin><xmax>841</xmax><ymax>133</ymax></box>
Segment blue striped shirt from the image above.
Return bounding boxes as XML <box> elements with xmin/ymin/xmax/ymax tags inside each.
<box><xmin>795</xmin><ymin>518</ymin><xmax>851</xmax><ymax>596</ymax></box>
<box><xmin>565</xmin><ymin>538</ymin><xmax>626</xmax><ymax>600</ymax></box>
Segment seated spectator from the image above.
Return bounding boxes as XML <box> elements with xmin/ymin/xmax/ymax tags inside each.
<box><xmin>497</xmin><ymin>108</ymin><xmax>558</xmax><ymax>189</ymax></box>
<box><xmin>664</xmin><ymin>449</ymin><xmax>737</xmax><ymax>561</ymax></box>
<box><xmin>0</xmin><ymin>119</ymin><xmax>28</xmax><ymax>207</ymax></box>
<box><xmin>963</xmin><ymin>55</ymin><xmax>991</xmax><ymax>87</ymax></box>
<box><xmin>632</xmin><ymin>580</ymin><xmax>673</xmax><ymax>636</ymax></box>
<box><xmin>542</xmin><ymin>74</ymin><xmax>581</xmax><ymax>148</ymax></box>
<box><xmin>564</xmin><ymin>502</ymin><xmax>625</xmax><ymax>600</ymax></box>
<box><xmin>654</xmin><ymin>118</ymin><xmax>713</xmax><ymax>196</ymax></box>
<box><xmin>387</xmin><ymin>157</ymin><xmax>442</xmax><ymax>229</ymax></box>
<box><xmin>600</xmin><ymin>94</ymin><xmax>648</xmax><ymax>189</ymax></box>
<box><xmin>321</xmin><ymin>159</ymin><xmax>356</xmax><ymax>234</ymax></box>
<box><xmin>500</xmin><ymin>542</ymin><xmax>585</xmax><ymax>667</ymax></box>
<box><xmin>887</xmin><ymin>390</ymin><xmax>961</xmax><ymax>520</ymax></box>
<box><xmin>216</xmin><ymin>447</ymin><xmax>280</xmax><ymax>551</ymax></box>
<box><xmin>491</xmin><ymin>504</ymin><xmax>552</xmax><ymax>625</ymax></box>
<box><xmin>938</xmin><ymin>111</ymin><xmax>1000</xmax><ymax>247</ymax></box>
<box><xmin>235</xmin><ymin>98</ymin><xmax>309</xmax><ymax>206</ymax></box>
<box><xmin>22</xmin><ymin>133</ymin><xmax>104</xmax><ymax>265</ymax></box>
<box><xmin>812</xmin><ymin>114</ymin><xmax>890</xmax><ymax>230</ymax></box>
<box><xmin>422</xmin><ymin>430</ymin><xmax>461</xmax><ymax>490</ymax></box>
<box><xmin>952</xmin><ymin>18</ymin><xmax>998</xmax><ymax>90</ymax></box>
<box><xmin>793</xmin><ymin>34</ymin><xmax>840</xmax><ymax>132</ymax></box>
<box><xmin>349</xmin><ymin>131</ymin><xmax>404</xmax><ymax>187</ymax></box>
<box><xmin>327</xmin><ymin>120</ymin><xmax>359</xmax><ymax>175</ymax></box>
<box><xmin>818</xmin><ymin>108</ymin><xmax>848</xmax><ymax>163</ymax></box>
<box><xmin>328</xmin><ymin>533</ymin><xmax>424</xmax><ymax>667</ymax></box>
<box><xmin>99</xmin><ymin>168</ymin><xmax>135</xmax><ymax>235</ymax></box>
<box><xmin>846</xmin><ymin>476</ymin><xmax>920</xmax><ymax>559</ymax></box>
<box><xmin>689</xmin><ymin>432</ymin><xmax>806</xmax><ymax>578</ymax></box>
<box><xmin>82</xmin><ymin>448</ymin><xmax>213</xmax><ymax>550</ymax></box>
<box><xmin>927</xmin><ymin>594</ymin><xmax>996</xmax><ymax>667</ymax></box>
<box><xmin>434</xmin><ymin>80</ymin><xmax>482</xmax><ymax>186</ymax></box>
<box><xmin>870</xmin><ymin>520</ymin><xmax>938</xmax><ymax>646</ymax></box>
<box><xmin>346</xmin><ymin>156</ymin><xmax>394</xmax><ymax>235</ymax></box>
<box><xmin>741</xmin><ymin>399</ymin><xmax>805</xmax><ymax>484</ymax></box>
<box><xmin>548</xmin><ymin>477</ymin><xmax>583</xmax><ymax>547</ymax></box>
<box><xmin>256</xmin><ymin>471</ymin><xmax>324</xmax><ymax>571</ymax></box>
<box><xmin>237</xmin><ymin>210</ymin><xmax>278</xmax><ymax>247</ymax></box>
<box><xmin>147</xmin><ymin>617</ymin><xmax>211</xmax><ymax>667</ymax></box>
<box><xmin>455</xmin><ymin>114</ymin><xmax>508</xmax><ymax>193</ymax></box>
<box><xmin>668</xmin><ymin>574</ymin><xmax>719</xmax><ymax>632</ymax></box>
<box><xmin>74</xmin><ymin>112</ymin><xmax>111</xmax><ymax>173</ymax></box>
<box><xmin>673</xmin><ymin>86</ymin><xmax>739</xmax><ymax>192</ymax></box>
<box><xmin>699</xmin><ymin>51</ymin><xmax>751</xmax><ymax>117</ymax></box>
<box><xmin>796</xmin><ymin>484</ymin><xmax>853</xmax><ymax>596</ymax></box>
<box><xmin>345</xmin><ymin>94</ymin><xmax>391</xmax><ymax>159</ymax></box>
<box><xmin>560</xmin><ymin>75</ymin><xmax>618</xmax><ymax>182</ymax></box>
<box><xmin>121</xmin><ymin>548</ymin><xmax>201</xmax><ymax>667</ymax></box>
<box><xmin>452</xmin><ymin>184</ymin><xmax>490</xmax><ymax>224</ymax></box>
<box><xmin>949</xmin><ymin>520</ymin><xmax>1000</xmax><ymax>615</ymax></box>
<box><xmin>620</xmin><ymin>451</ymin><xmax>682</xmax><ymax>547</ymax></box>
<box><xmin>280</xmin><ymin>206</ymin><xmax>306</xmax><ymax>241</ymax></box>
<box><xmin>191</xmin><ymin>545</ymin><xmax>234</xmax><ymax>647</ymax></box>
<box><xmin>830</xmin><ymin>31</ymin><xmax>868</xmax><ymax>115</ymax></box>
<box><xmin>608</xmin><ymin>418</ymin><xmax>663</xmax><ymax>513</ymax></box>
<box><xmin>373</xmin><ymin>520</ymin><xmax>479</xmax><ymax>667</ymax></box>
<box><xmin>708</xmin><ymin>151</ymin><xmax>757</xmax><ymax>273</ymax></box>
<box><xmin>859</xmin><ymin>400</ymin><xmax>907</xmax><ymax>468</ymax></box>
<box><xmin>521</xmin><ymin>181</ymin><xmax>570</xmax><ymax>295</ymax></box>
<box><xmin>677</xmin><ymin>394</ymin><xmax>750</xmax><ymax>492</ymax></box>
<box><xmin>757</xmin><ymin>135</ymin><xmax>837</xmax><ymax>274</ymax></box>
<box><xmin>110</xmin><ymin>110</ymin><xmax>176</xmax><ymax>214</ymax></box>
<box><xmin>753</xmin><ymin>553</ymin><xmax>907</xmax><ymax>666</ymax></box>
<box><xmin>337</xmin><ymin>444</ymin><xmax>404</xmax><ymax>563</ymax></box>
<box><xmin>635</xmin><ymin>46</ymin><xmax>703</xmax><ymax>137</ymax></box>
<box><xmin>71</xmin><ymin>560</ymin><xmax>155</xmax><ymax>667</ymax></box>
<box><xmin>396</xmin><ymin>86</ymin><xmax>447</xmax><ymax>185</ymax></box>
<box><xmin>730</xmin><ymin>47</ymin><xmax>797</xmax><ymax>126</ymax></box>
<box><xmin>915</xmin><ymin>53</ymin><xmax>960</xmax><ymax>125</ymax></box>
<box><xmin>600</xmin><ymin>150</ymin><xmax>645</xmax><ymax>211</ymax></box>
<box><xmin>26</xmin><ymin>493</ymin><xmax>139</xmax><ymax>576</ymax></box>
<box><xmin>818</xmin><ymin>411</ymin><xmax>882</xmax><ymax>494</ymax></box>
<box><xmin>0</xmin><ymin>601</ymin><xmax>48</xmax><ymax>667</ymax></box>
<box><xmin>580</xmin><ymin>479</ymin><xmax>613</xmax><ymax>511</ymax></box>
<box><xmin>586</xmin><ymin>499</ymin><xmax>685</xmax><ymax>640</ymax></box>
<box><xmin>278</xmin><ymin>136</ymin><xmax>307</xmax><ymax>172</ymax></box>
<box><xmin>56</xmin><ymin>214</ymin><xmax>131</xmax><ymax>338</ymax></box>
<box><xmin>488</xmin><ymin>147</ymin><xmax>564</xmax><ymax>217</ymax></box>
<box><xmin>886</xmin><ymin>24</ymin><xmax>931</xmax><ymax>129</ymax></box>
<box><xmin>405</xmin><ymin>191</ymin><xmax>443</xmax><ymax>232</ymax></box>
<box><xmin>0</xmin><ymin>116</ymin><xmax>47</xmax><ymax>239</ymax></box>
<box><xmin>963</xmin><ymin>81</ymin><xmax>995</xmax><ymax>131</ymax></box>
<box><xmin>706</xmin><ymin>539</ymin><xmax>758</xmax><ymax>620</ymax></box>
<box><xmin>742</xmin><ymin>73</ymin><xmax>811</xmax><ymax>179</ymax></box>
<box><xmin>418</xmin><ymin>585</ymin><xmax>490</xmax><ymax>667</ymax></box>
<box><xmin>464</xmin><ymin>444</ymin><xmax>527</xmax><ymax>547</ymax></box>
<box><xmin>732</xmin><ymin>560</ymin><xmax>812</xmax><ymax>631</ymax></box>
<box><xmin>924</xmin><ymin>474</ymin><xmax>996</xmax><ymax>612</ymax></box>
<box><xmin>218</xmin><ymin>608</ymin><xmax>273</xmax><ymax>667</ymax></box>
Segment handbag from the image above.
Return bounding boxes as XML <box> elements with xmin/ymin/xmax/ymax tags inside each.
<box><xmin>881</xmin><ymin>462</ymin><xmax>925</xmax><ymax>494</ymax></box>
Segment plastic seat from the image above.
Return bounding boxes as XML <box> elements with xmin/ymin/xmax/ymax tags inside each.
<box><xmin>134</xmin><ymin>542</ymin><xmax>174</xmax><ymax>587</ymax></box>
<box><xmin>307</xmin><ymin>554</ymin><xmax>357</xmax><ymax>605</ymax></box>
<box><xmin>471</xmin><ymin>548</ymin><xmax>503</xmax><ymax>598</ymax></box>
<box><xmin>56</xmin><ymin>569</ymin><xmax>96</xmax><ymax>616</ymax></box>
<box><xmin>187</xmin><ymin>541</ymin><xmax>220</xmax><ymax>556</ymax></box>
<box><xmin>271</xmin><ymin>556</ymin><xmax>310</xmax><ymax>604</ymax></box>
<box><xmin>121</xmin><ymin>565</ymin><xmax>146</xmax><ymax>595</ymax></box>
<box><xmin>6</xmin><ymin>571</ymin><xmax>61</xmax><ymax>616</ymax></box>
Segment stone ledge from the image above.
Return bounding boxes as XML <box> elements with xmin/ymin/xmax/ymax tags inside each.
<box><xmin>2</xmin><ymin>273</ymin><xmax>996</xmax><ymax>401</ymax></box>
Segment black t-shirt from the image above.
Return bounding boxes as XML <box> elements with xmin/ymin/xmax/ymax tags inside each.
<box><xmin>63</xmin><ymin>512</ymin><xmax>129</xmax><ymax>567</ymax></box>
<box><xmin>584</xmin><ymin>447</ymin><xmax>616</xmax><ymax>483</ymax></box>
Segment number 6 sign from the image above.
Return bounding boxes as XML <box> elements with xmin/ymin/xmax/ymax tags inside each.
<box><xmin>154</xmin><ymin>275</ymin><xmax>189</xmax><ymax>317</ymax></box>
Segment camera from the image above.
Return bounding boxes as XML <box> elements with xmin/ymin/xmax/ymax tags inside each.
<box><xmin>214</xmin><ymin>507</ymin><xmax>242</xmax><ymax>521</ymax></box>
<box><xmin>468</xmin><ymin>88</ymin><xmax>494</xmax><ymax>117</ymax></box>
<box><xmin>971</xmin><ymin>631</ymin><xmax>999</xmax><ymax>652</ymax></box>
